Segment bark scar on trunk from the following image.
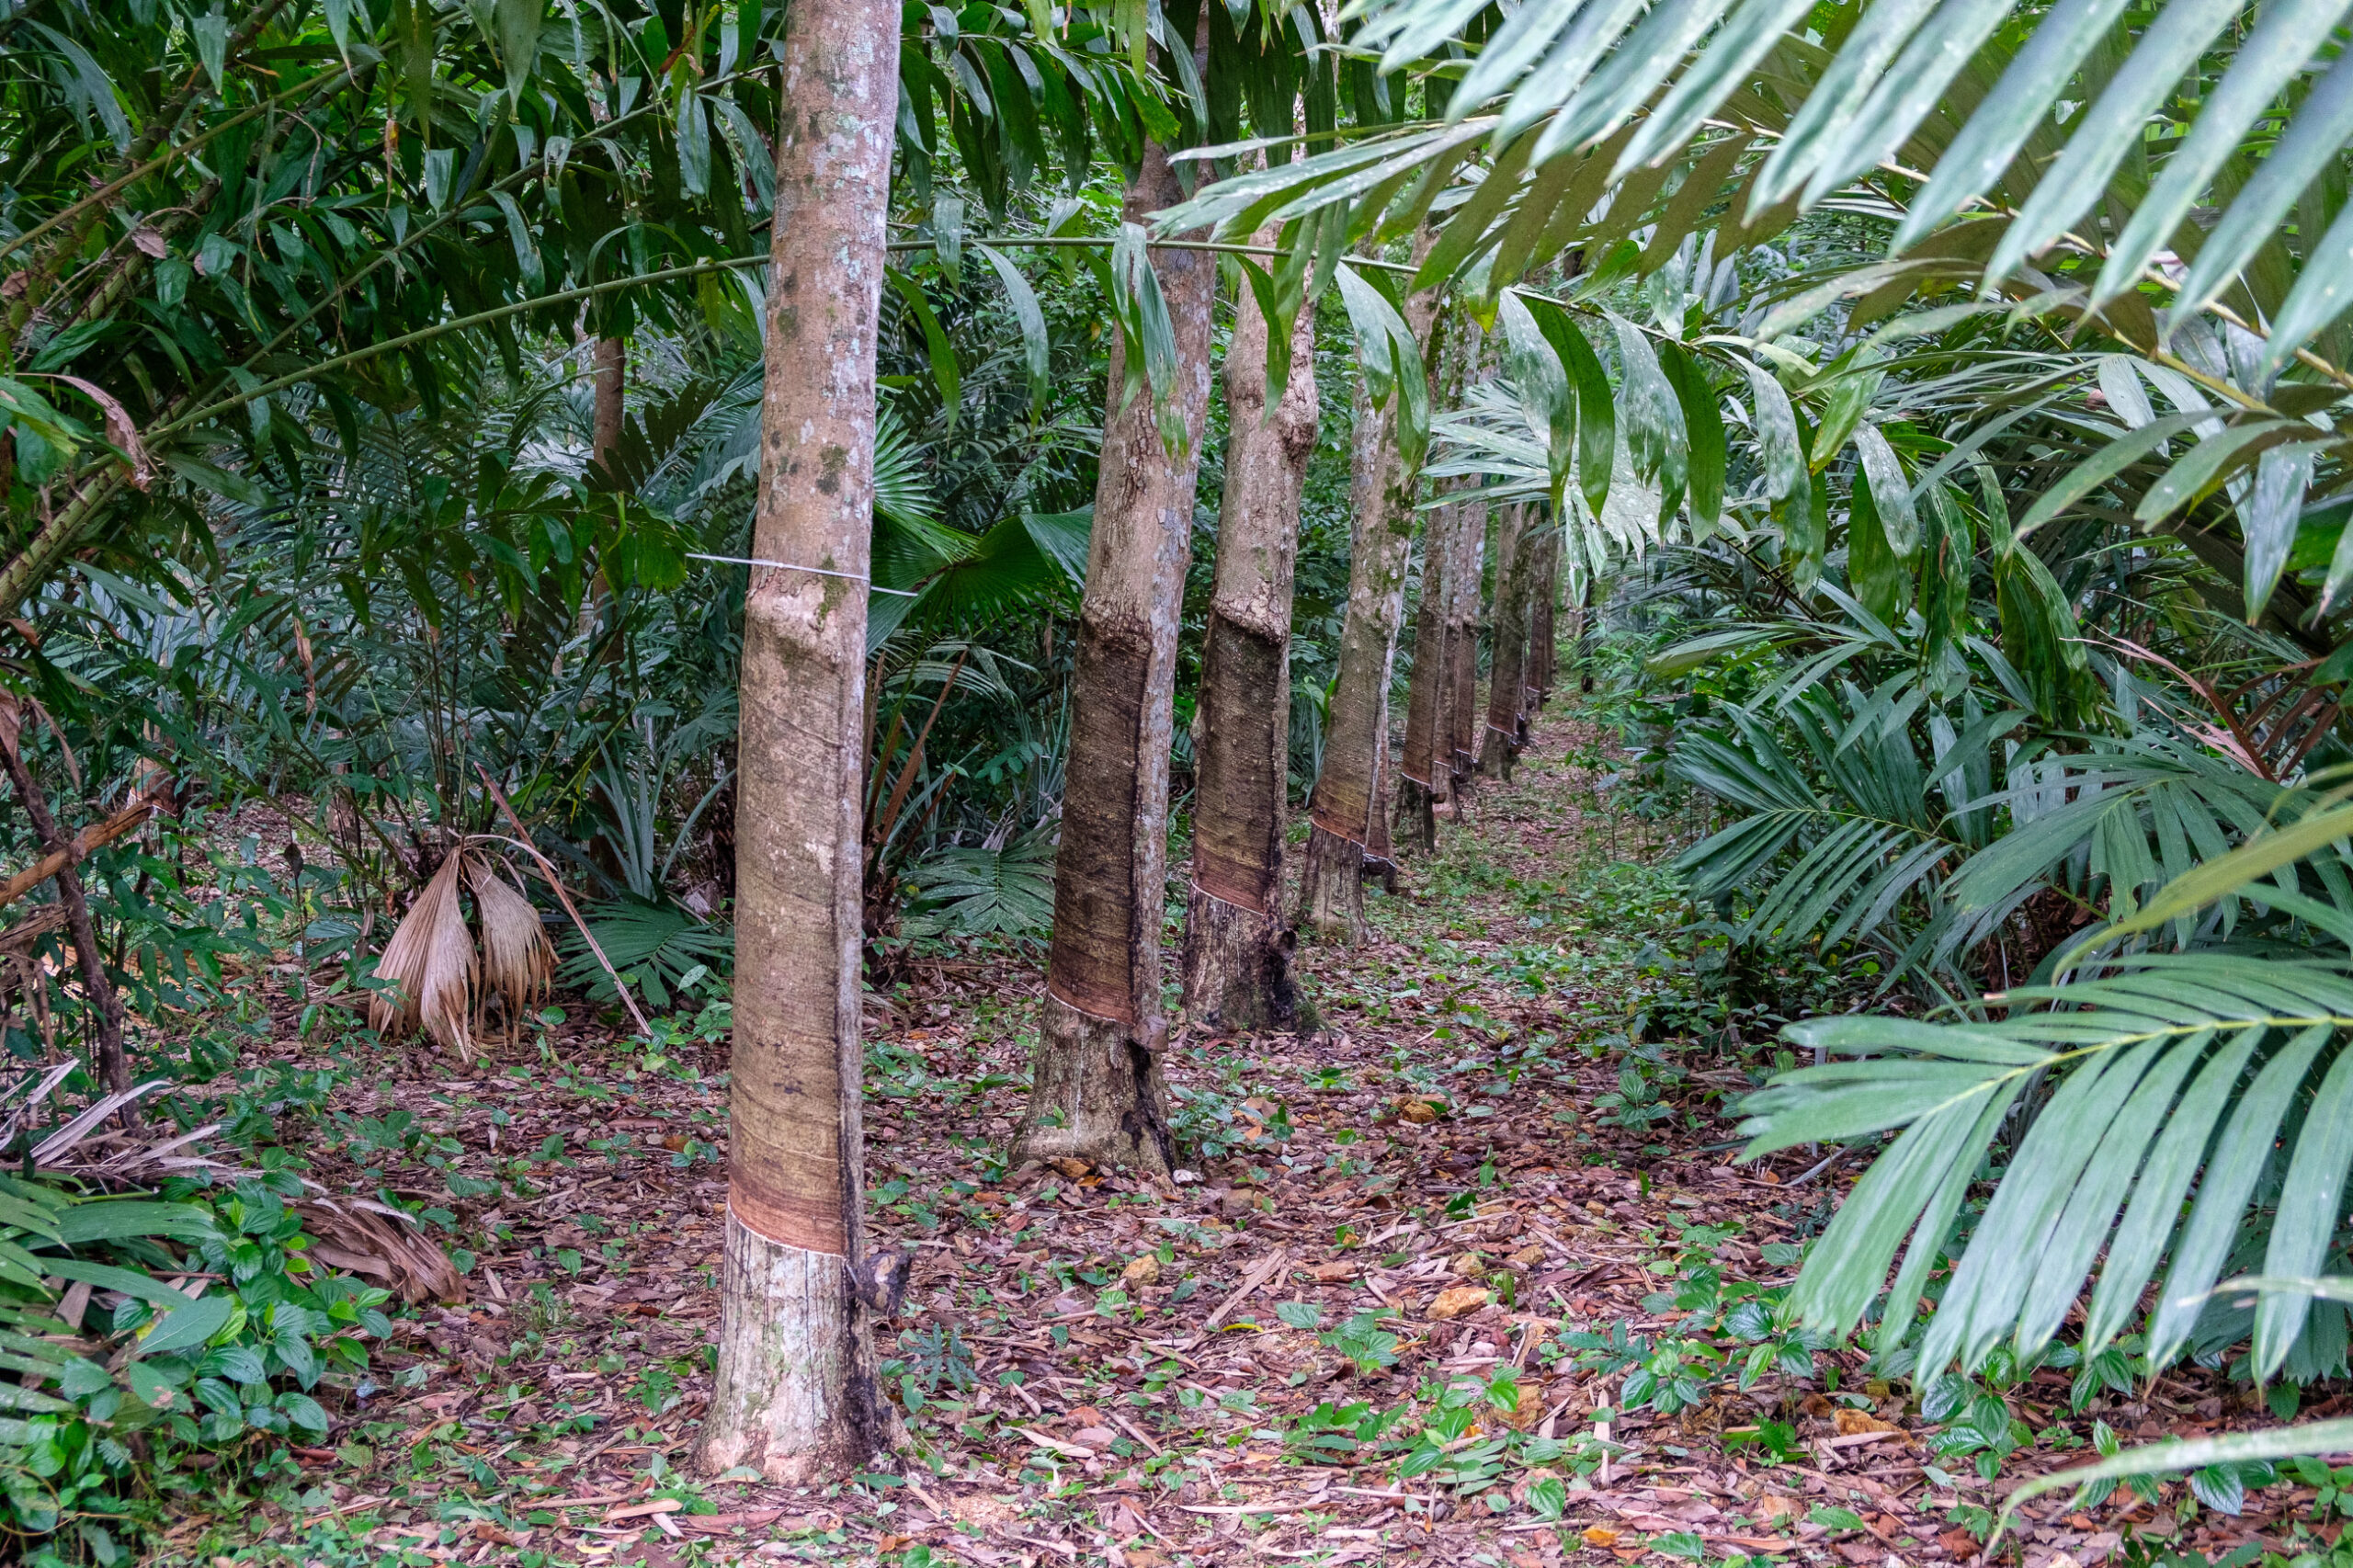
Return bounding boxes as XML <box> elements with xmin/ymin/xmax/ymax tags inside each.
<box><xmin>1190</xmin><ymin>615</ymin><xmax>1287</xmax><ymax>914</ymax></box>
<box><xmin>1045</xmin><ymin>616</ymin><xmax>1153</xmax><ymax>1026</ymax></box>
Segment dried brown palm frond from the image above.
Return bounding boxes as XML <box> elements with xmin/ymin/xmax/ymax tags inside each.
<box><xmin>365</xmin><ymin>812</ymin><xmax>654</xmax><ymax>1054</ymax></box>
<box><xmin>0</xmin><ymin>1068</ymin><xmax>252</xmax><ymax>1184</ymax></box>
<box><xmin>0</xmin><ymin>1068</ymin><xmax>467</xmax><ymax>1303</ymax></box>
<box><xmin>1</xmin><ymin>1061</ymin><xmax>79</xmax><ymax>1148</ymax></box>
<box><xmin>467</xmin><ymin>858</ymin><xmax>551</xmax><ymax>1032</ymax></box>
<box><xmin>294</xmin><ymin>1195</ymin><xmax>468</xmax><ymax>1305</ymax></box>
<box><xmin>369</xmin><ymin>849</ymin><xmax>476</xmax><ymax>1058</ymax></box>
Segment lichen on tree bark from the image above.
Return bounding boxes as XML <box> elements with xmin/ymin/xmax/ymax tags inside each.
<box><xmin>697</xmin><ymin>0</ymin><xmax>900</xmax><ymax>1483</ymax></box>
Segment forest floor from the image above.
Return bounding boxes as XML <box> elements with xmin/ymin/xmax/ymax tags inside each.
<box><xmin>162</xmin><ymin>704</ymin><xmax>2330</xmax><ymax>1568</ymax></box>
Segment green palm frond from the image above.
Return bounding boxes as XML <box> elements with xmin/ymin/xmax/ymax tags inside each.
<box><xmin>1669</xmin><ymin>676</ymin><xmax>2017</xmax><ymax>978</ymax></box>
<box><xmin>1938</xmin><ymin>736</ymin><xmax>2299</xmax><ymax>957</ymax></box>
<box><xmin>1166</xmin><ymin>1</ymin><xmax>2353</xmax><ymax>639</ymax></box>
<box><xmin>557</xmin><ymin>898</ymin><xmax>732</xmax><ymax>1011</ymax></box>
<box><xmin>1746</xmin><ymin>953</ymin><xmax>2353</xmax><ymax>1383</ymax></box>
<box><xmin>1172</xmin><ymin>0</ymin><xmax>2353</xmax><ymax>378</ymax></box>
<box><xmin>872</xmin><ymin>403</ymin><xmax>947</xmax><ymax>536</ymax></box>
<box><xmin>869</xmin><ymin>507</ymin><xmax>1090</xmax><ymax>648</ymax></box>
<box><xmin>901</xmin><ymin>824</ymin><xmax>1057</xmax><ymax>946</ymax></box>
<box><xmin>2002</xmin><ymin>1415</ymin><xmax>2353</xmax><ymax>1544</ymax></box>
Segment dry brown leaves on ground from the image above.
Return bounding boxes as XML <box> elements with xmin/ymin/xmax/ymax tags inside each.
<box><xmin>171</xmin><ymin>708</ymin><xmax>2341</xmax><ymax>1568</ymax></box>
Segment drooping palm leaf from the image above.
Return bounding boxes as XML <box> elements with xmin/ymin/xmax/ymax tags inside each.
<box><xmin>1746</xmin><ymin>944</ymin><xmax>2353</xmax><ymax>1384</ymax></box>
<box><xmin>1172</xmin><ymin>0</ymin><xmax>2353</xmax><ymax>377</ymax></box>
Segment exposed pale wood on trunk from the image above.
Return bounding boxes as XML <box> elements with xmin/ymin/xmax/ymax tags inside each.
<box><xmin>1181</xmin><ymin>210</ymin><xmax>1318</xmax><ymax>1034</ymax></box>
<box><xmin>698</xmin><ymin>0</ymin><xmax>900</xmax><ymax>1483</ymax></box>
<box><xmin>1021</xmin><ymin>139</ymin><xmax>1217</xmax><ymax>1172</ymax></box>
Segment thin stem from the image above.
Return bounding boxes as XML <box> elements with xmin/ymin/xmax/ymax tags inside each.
<box><xmin>0</xmin><ymin>740</ymin><xmax>130</xmax><ymax>1098</ymax></box>
<box><xmin>158</xmin><ymin>235</ymin><xmax>1407</xmax><ymax>438</ymax></box>
<box><xmin>882</xmin><ymin>233</ymin><xmax>1421</xmax><ymax>274</ymax></box>
<box><xmin>0</xmin><ymin>66</ymin><xmax>349</xmax><ymax>269</ymax></box>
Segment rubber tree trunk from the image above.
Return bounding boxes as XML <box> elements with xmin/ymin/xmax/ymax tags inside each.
<box><xmin>1181</xmin><ymin>238</ymin><xmax>1318</xmax><ymax>1034</ymax></box>
<box><xmin>1527</xmin><ymin>518</ymin><xmax>1559</xmax><ymax>704</ymax></box>
<box><xmin>1444</xmin><ymin>496</ymin><xmax>1485</xmax><ymax>809</ymax></box>
<box><xmin>697</xmin><ymin>0</ymin><xmax>899</xmax><ymax>1483</ymax></box>
<box><xmin>1298</xmin><ymin>377</ymin><xmax>1404</xmax><ymax>942</ymax></box>
<box><xmin>1300</xmin><ymin>251</ymin><xmax>1438</xmax><ymax>944</ymax></box>
<box><xmin>591</xmin><ymin>337</ymin><xmax>626</xmax><ymax>476</ymax></box>
<box><xmin>1394</xmin><ymin>310</ymin><xmax>1475</xmax><ymax>858</ymax></box>
<box><xmin>1018</xmin><ymin>141</ymin><xmax>1217</xmax><ymax>1174</ymax></box>
<box><xmin>1479</xmin><ymin>503</ymin><xmax>1532</xmax><ymax>780</ymax></box>
<box><xmin>1394</xmin><ymin>502</ymin><xmax>1449</xmax><ymax>860</ymax></box>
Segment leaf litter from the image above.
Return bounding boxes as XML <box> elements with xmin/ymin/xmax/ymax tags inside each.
<box><xmin>170</xmin><ymin>710</ymin><xmax>2344</xmax><ymax>1568</ymax></box>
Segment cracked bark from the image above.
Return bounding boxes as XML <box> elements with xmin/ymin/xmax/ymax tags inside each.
<box><xmin>698</xmin><ymin>0</ymin><xmax>901</xmax><ymax>1483</ymax></box>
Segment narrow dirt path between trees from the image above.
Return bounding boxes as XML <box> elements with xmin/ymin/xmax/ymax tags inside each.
<box><xmin>174</xmin><ymin>705</ymin><xmax>2316</xmax><ymax>1568</ymax></box>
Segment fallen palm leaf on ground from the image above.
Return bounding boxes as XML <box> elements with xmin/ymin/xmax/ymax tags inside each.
<box><xmin>296</xmin><ymin>1196</ymin><xmax>469</xmax><ymax>1306</ymax></box>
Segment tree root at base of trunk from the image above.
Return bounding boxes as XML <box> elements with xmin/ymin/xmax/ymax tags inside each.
<box><xmin>1016</xmin><ymin>991</ymin><xmax>1175</xmax><ymax>1175</ymax></box>
<box><xmin>1180</xmin><ymin>885</ymin><xmax>1310</xmax><ymax>1036</ymax></box>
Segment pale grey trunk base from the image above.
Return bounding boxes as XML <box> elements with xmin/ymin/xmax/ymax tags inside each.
<box><xmin>1019</xmin><ymin>992</ymin><xmax>1174</xmax><ymax>1174</ymax></box>
<box><xmin>696</xmin><ymin>1212</ymin><xmax>895</xmax><ymax>1483</ymax></box>
<box><xmin>1182</xmin><ymin>886</ymin><xmax>1301</xmax><ymax>1034</ymax></box>
<box><xmin>1298</xmin><ymin>822</ymin><xmax>1367</xmax><ymax>945</ymax></box>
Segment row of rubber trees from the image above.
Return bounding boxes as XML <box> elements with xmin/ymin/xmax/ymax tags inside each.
<box><xmin>695</xmin><ymin>0</ymin><xmax>1565</xmax><ymax>1485</ymax></box>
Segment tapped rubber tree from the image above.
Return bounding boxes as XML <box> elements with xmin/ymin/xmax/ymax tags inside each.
<box><xmin>1526</xmin><ymin>519</ymin><xmax>1560</xmax><ymax>705</ymax></box>
<box><xmin>1298</xmin><ymin>247</ymin><xmax>1438</xmax><ymax>945</ymax></box>
<box><xmin>1444</xmin><ymin>493</ymin><xmax>1486</xmax><ymax>805</ymax></box>
<box><xmin>1479</xmin><ymin>503</ymin><xmax>1533</xmax><ymax>780</ymax></box>
<box><xmin>1017</xmin><ymin>137</ymin><xmax>1218</xmax><ymax>1174</ymax></box>
<box><xmin>1394</xmin><ymin>309</ymin><xmax>1478</xmax><ymax>857</ymax></box>
<box><xmin>1179</xmin><ymin>210</ymin><xmax>1320</xmax><ymax>1034</ymax></box>
<box><xmin>1394</xmin><ymin>484</ymin><xmax>1461</xmax><ymax>856</ymax></box>
<box><xmin>697</xmin><ymin>0</ymin><xmax>902</xmax><ymax>1483</ymax></box>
